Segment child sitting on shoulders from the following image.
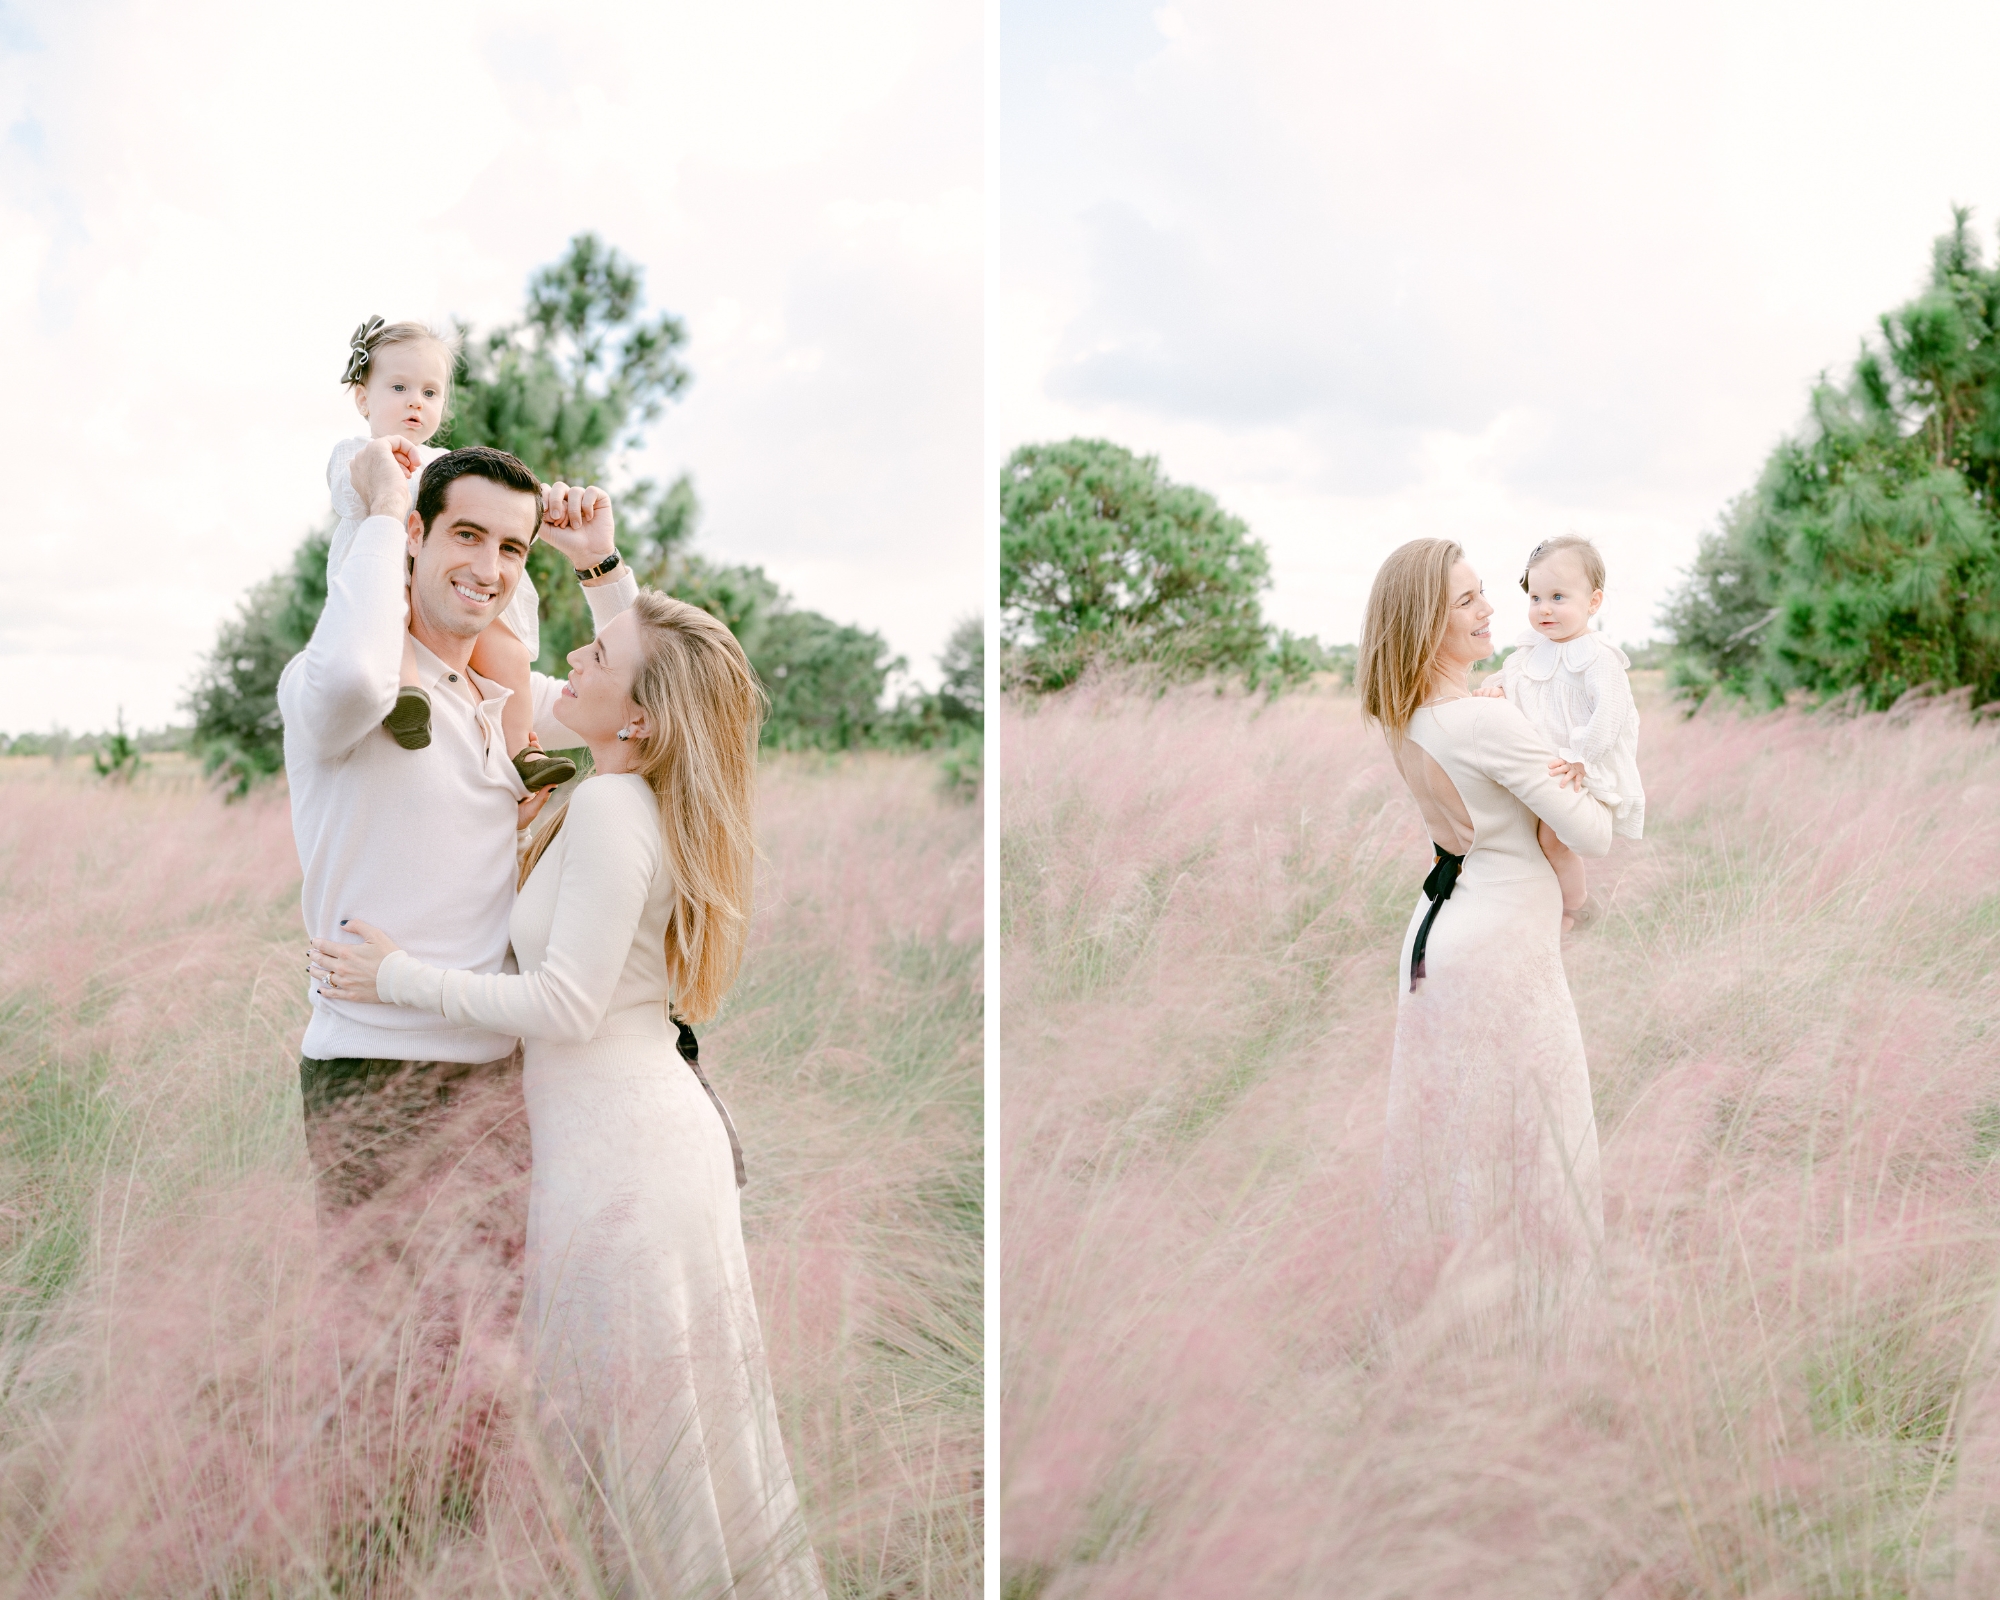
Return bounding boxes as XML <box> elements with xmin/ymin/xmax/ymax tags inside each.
<box><xmin>1477</xmin><ymin>534</ymin><xmax>1644</xmax><ymax>930</ymax></box>
<box><xmin>327</xmin><ymin>316</ymin><xmax>573</xmax><ymax>791</ymax></box>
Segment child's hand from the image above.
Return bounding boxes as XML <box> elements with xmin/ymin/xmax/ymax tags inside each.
<box><xmin>1549</xmin><ymin>758</ymin><xmax>1588</xmax><ymax>791</ymax></box>
<box><xmin>1476</xmin><ymin>678</ymin><xmax>1507</xmax><ymax>698</ymax></box>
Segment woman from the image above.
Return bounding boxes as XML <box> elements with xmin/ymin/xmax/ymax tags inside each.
<box><xmin>310</xmin><ymin>591</ymin><xmax>824</xmax><ymax>1599</ymax></box>
<box><xmin>1358</xmin><ymin>539</ymin><xmax>1614</xmax><ymax>1340</ymax></box>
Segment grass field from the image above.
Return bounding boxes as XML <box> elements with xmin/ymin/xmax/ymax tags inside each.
<box><xmin>1002</xmin><ymin>676</ymin><xmax>2000</xmax><ymax>1599</ymax></box>
<box><xmin>0</xmin><ymin>750</ymin><xmax>980</xmax><ymax>1597</ymax></box>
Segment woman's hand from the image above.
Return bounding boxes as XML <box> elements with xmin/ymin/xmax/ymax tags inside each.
<box><xmin>306</xmin><ymin>921</ymin><xmax>402</xmax><ymax>1006</ymax></box>
<box><xmin>517</xmin><ymin>786</ymin><xmax>556</xmax><ymax>829</ymax></box>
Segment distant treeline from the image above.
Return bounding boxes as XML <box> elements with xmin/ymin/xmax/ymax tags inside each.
<box><xmin>1</xmin><ymin>726</ymin><xmax>188</xmax><ymax>758</ymax></box>
<box><xmin>185</xmin><ymin>234</ymin><xmax>981</xmax><ymax>798</ymax></box>
<box><xmin>1009</xmin><ymin>212</ymin><xmax>2000</xmax><ymax>717</ymax></box>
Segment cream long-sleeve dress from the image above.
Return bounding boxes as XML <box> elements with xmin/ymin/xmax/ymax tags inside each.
<box><xmin>1382</xmin><ymin>696</ymin><xmax>1615</xmax><ymax>1338</ymax></box>
<box><xmin>378</xmin><ymin>774</ymin><xmax>823</xmax><ymax>1599</ymax></box>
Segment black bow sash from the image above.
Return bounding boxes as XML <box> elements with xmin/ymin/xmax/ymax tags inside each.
<box><xmin>1408</xmin><ymin>847</ymin><xmax>1465</xmax><ymax>992</ymax></box>
<box><xmin>674</xmin><ymin>1019</ymin><xmax>748</xmax><ymax>1189</ymax></box>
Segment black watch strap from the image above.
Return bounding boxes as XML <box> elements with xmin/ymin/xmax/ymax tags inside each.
<box><xmin>575</xmin><ymin>549</ymin><xmax>622</xmax><ymax>581</ymax></box>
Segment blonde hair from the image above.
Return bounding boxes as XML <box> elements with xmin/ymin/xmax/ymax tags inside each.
<box><xmin>1520</xmin><ymin>534</ymin><xmax>1604</xmax><ymax>594</ymax></box>
<box><xmin>521</xmin><ymin>592</ymin><xmax>767</xmax><ymax>1024</ymax></box>
<box><xmin>1358</xmin><ymin>538</ymin><xmax>1463</xmax><ymax>741</ymax></box>
<box><xmin>340</xmin><ymin>316</ymin><xmax>459</xmax><ymax>403</ymax></box>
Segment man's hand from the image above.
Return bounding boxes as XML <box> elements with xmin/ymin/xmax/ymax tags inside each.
<box><xmin>1549</xmin><ymin>758</ymin><xmax>1588</xmax><ymax>792</ymax></box>
<box><xmin>348</xmin><ymin>436</ymin><xmax>419</xmax><ymax>522</ymax></box>
<box><xmin>536</xmin><ymin>482</ymin><xmax>618</xmax><ymax>579</ymax></box>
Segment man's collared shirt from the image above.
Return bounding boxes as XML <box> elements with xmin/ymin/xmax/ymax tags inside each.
<box><xmin>278</xmin><ymin>511</ymin><xmax>636</xmax><ymax>1063</ymax></box>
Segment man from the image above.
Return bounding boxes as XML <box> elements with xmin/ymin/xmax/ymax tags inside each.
<box><xmin>279</xmin><ymin>435</ymin><xmax>634</xmax><ymax>1217</ymax></box>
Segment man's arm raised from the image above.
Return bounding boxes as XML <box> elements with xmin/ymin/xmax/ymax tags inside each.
<box><xmin>276</xmin><ymin>437</ymin><xmax>419</xmax><ymax>762</ymax></box>
<box><xmin>528</xmin><ymin>482</ymin><xmax>641</xmax><ymax>751</ymax></box>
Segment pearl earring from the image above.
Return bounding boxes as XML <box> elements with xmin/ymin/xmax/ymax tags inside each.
<box><xmin>616</xmin><ymin>728</ymin><xmax>632</xmax><ymax>742</ymax></box>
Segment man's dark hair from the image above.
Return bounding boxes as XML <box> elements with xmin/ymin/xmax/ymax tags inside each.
<box><xmin>416</xmin><ymin>447</ymin><xmax>543</xmax><ymax>541</ymax></box>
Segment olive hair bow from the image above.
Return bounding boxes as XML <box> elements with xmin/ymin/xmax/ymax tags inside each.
<box><xmin>340</xmin><ymin>315</ymin><xmax>386</xmax><ymax>385</ymax></box>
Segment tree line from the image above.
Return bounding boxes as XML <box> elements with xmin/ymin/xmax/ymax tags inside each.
<box><xmin>186</xmin><ymin>234</ymin><xmax>980</xmax><ymax>795</ymax></box>
<box><xmin>190</xmin><ymin>212</ymin><xmax>2000</xmax><ymax>745</ymax></box>
<box><xmin>1004</xmin><ymin>211</ymin><xmax>2000</xmax><ymax>718</ymax></box>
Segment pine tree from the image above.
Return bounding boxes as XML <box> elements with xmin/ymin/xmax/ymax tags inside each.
<box><xmin>1000</xmin><ymin>439</ymin><xmax>1274</xmax><ymax>691</ymax></box>
<box><xmin>439</xmin><ymin>232</ymin><xmax>693</xmax><ymax>672</ymax></box>
<box><xmin>185</xmin><ymin>236</ymin><xmax>925</xmax><ymax>784</ymax></box>
<box><xmin>1667</xmin><ymin>209</ymin><xmax>2000</xmax><ymax>709</ymax></box>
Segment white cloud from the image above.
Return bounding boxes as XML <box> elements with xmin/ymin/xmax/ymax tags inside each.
<box><xmin>0</xmin><ymin>0</ymin><xmax>979</xmax><ymax>732</ymax></box>
<box><xmin>1000</xmin><ymin>0</ymin><xmax>2000</xmax><ymax>650</ymax></box>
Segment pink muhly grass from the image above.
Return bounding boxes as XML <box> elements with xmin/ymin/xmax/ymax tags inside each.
<box><xmin>0</xmin><ymin>749</ymin><xmax>979</xmax><ymax>1596</ymax></box>
<box><xmin>727</xmin><ymin>752</ymin><xmax>983</xmax><ymax>1595</ymax></box>
<box><xmin>1002</xmin><ymin>676</ymin><xmax>2000</xmax><ymax>1598</ymax></box>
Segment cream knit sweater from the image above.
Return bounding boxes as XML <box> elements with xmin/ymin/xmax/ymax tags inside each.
<box><xmin>279</xmin><ymin>510</ymin><xmax>636</xmax><ymax>1062</ymax></box>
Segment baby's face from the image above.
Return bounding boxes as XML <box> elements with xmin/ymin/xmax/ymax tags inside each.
<box><xmin>1525</xmin><ymin>551</ymin><xmax>1602</xmax><ymax>642</ymax></box>
<box><xmin>353</xmin><ymin>341</ymin><xmax>449</xmax><ymax>445</ymax></box>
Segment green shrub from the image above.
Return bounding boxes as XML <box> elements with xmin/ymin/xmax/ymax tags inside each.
<box><xmin>1001</xmin><ymin>438</ymin><xmax>1341</xmax><ymax>696</ymax></box>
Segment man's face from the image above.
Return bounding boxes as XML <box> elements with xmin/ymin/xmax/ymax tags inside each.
<box><xmin>405</xmin><ymin>476</ymin><xmax>538</xmax><ymax>643</ymax></box>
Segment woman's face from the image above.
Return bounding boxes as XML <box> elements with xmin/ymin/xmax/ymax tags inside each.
<box><xmin>1436</xmin><ymin>559</ymin><xmax>1494</xmax><ymax>673</ymax></box>
<box><xmin>558</xmin><ymin>608</ymin><xmax>648</xmax><ymax>744</ymax></box>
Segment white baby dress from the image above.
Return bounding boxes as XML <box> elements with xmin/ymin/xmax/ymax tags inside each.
<box><xmin>325</xmin><ymin>437</ymin><xmax>542</xmax><ymax>658</ymax></box>
<box><xmin>1496</xmin><ymin>629</ymin><xmax>1645</xmax><ymax>839</ymax></box>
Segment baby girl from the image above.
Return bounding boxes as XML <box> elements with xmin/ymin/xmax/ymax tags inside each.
<box><xmin>326</xmin><ymin>316</ymin><xmax>574</xmax><ymax>791</ymax></box>
<box><xmin>1478</xmin><ymin>534</ymin><xmax>1644</xmax><ymax>929</ymax></box>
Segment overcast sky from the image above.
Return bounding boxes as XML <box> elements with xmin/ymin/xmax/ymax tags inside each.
<box><xmin>1</xmin><ymin>0</ymin><xmax>979</xmax><ymax>733</ymax></box>
<box><xmin>1000</xmin><ymin>0</ymin><xmax>2000</xmax><ymax>651</ymax></box>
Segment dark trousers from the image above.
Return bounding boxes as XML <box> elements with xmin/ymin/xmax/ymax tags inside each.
<box><xmin>296</xmin><ymin>1051</ymin><xmax>531</xmax><ymax>1568</ymax></box>
<box><xmin>298</xmin><ymin>1050</ymin><xmax>529</xmax><ymax>1260</ymax></box>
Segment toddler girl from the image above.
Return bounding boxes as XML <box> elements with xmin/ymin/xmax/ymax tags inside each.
<box><xmin>327</xmin><ymin>316</ymin><xmax>573</xmax><ymax>791</ymax></box>
<box><xmin>1477</xmin><ymin>534</ymin><xmax>1644</xmax><ymax>929</ymax></box>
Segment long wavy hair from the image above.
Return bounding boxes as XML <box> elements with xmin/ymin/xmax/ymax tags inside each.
<box><xmin>520</xmin><ymin>591</ymin><xmax>766</xmax><ymax>1024</ymax></box>
<box><xmin>1357</xmin><ymin>538</ymin><xmax>1463</xmax><ymax>742</ymax></box>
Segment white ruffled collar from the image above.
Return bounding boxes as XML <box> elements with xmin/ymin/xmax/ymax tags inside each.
<box><xmin>1511</xmin><ymin>629</ymin><xmax>1629</xmax><ymax>680</ymax></box>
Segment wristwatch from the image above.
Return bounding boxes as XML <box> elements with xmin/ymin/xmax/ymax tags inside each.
<box><xmin>574</xmin><ymin>550</ymin><xmax>621</xmax><ymax>581</ymax></box>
